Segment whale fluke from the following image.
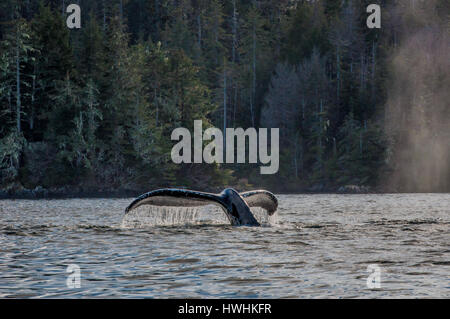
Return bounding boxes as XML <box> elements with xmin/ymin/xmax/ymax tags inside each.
<box><xmin>125</xmin><ymin>188</ymin><xmax>278</xmax><ymax>226</ymax></box>
<box><xmin>240</xmin><ymin>190</ymin><xmax>278</xmax><ymax>215</ymax></box>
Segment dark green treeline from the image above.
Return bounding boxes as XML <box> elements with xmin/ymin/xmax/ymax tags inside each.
<box><xmin>0</xmin><ymin>0</ymin><xmax>447</xmax><ymax>193</ymax></box>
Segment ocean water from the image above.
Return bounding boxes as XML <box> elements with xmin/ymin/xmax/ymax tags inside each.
<box><xmin>0</xmin><ymin>194</ymin><xmax>449</xmax><ymax>298</ymax></box>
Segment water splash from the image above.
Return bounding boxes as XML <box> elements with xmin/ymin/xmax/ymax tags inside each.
<box><xmin>251</xmin><ymin>207</ymin><xmax>280</xmax><ymax>227</ymax></box>
<box><xmin>120</xmin><ymin>205</ymin><xmax>279</xmax><ymax>228</ymax></box>
<box><xmin>121</xmin><ymin>206</ymin><xmax>201</xmax><ymax>228</ymax></box>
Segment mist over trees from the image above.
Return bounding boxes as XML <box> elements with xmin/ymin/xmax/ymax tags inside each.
<box><xmin>383</xmin><ymin>0</ymin><xmax>450</xmax><ymax>192</ymax></box>
<box><xmin>0</xmin><ymin>0</ymin><xmax>448</xmax><ymax>194</ymax></box>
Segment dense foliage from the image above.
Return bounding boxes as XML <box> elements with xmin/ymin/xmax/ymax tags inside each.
<box><xmin>0</xmin><ymin>0</ymin><xmax>448</xmax><ymax>194</ymax></box>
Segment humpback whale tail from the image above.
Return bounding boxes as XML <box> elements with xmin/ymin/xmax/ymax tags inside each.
<box><xmin>125</xmin><ymin>188</ymin><xmax>278</xmax><ymax>226</ymax></box>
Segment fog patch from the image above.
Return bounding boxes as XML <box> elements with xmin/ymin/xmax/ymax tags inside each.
<box><xmin>384</xmin><ymin>0</ymin><xmax>450</xmax><ymax>192</ymax></box>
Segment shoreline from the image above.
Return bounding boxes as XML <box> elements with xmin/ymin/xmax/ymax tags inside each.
<box><xmin>1</xmin><ymin>187</ymin><xmax>447</xmax><ymax>200</ymax></box>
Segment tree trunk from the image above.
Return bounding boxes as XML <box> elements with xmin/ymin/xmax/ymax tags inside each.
<box><xmin>233</xmin><ymin>86</ymin><xmax>237</xmax><ymax>127</ymax></box>
<box><xmin>231</xmin><ymin>0</ymin><xmax>238</xmax><ymax>128</ymax></box>
<box><xmin>359</xmin><ymin>131</ymin><xmax>363</xmax><ymax>155</ymax></box>
<box><xmin>16</xmin><ymin>33</ymin><xmax>21</xmax><ymax>134</ymax></box>
<box><xmin>336</xmin><ymin>46</ymin><xmax>340</xmax><ymax>102</ymax></box>
<box><xmin>232</xmin><ymin>0</ymin><xmax>237</xmax><ymax>63</ymax></box>
<box><xmin>300</xmin><ymin>138</ymin><xmax>304</xmax><ymax>177</ymax></box>
<box><xmin>318</xmin><ymin>99</ymin><xmax>323</xmax><ymax>169</ymax></box>
<box><xmin>120</xmin><ymin>0</ymin><xmax>123</xmax><ymax>22</ymax></box>
<box><xmin>223</xmin><ymin>62</ymin><xmax>227</xmax><ymax>153</ymax></box>
<box><xmin>155</xmin><ymin>88</ymin><xmax>159</xmax><ymax>127</ymax></box>
<box><xmin>360</xmin><ymin>53</ymin><xmax>365</xmax><ymax>94</ymax></box>
<box><xmin>302</xmin><ymin>97</ymin><xmax>305</xmax><ymax>122</ymax></box>
<box><xmin>333</xmin><ymin>137</ymin><xmax>337</xmax><ymax>157</ymax></box>
<box><xmin>30</xmin><ymin>73</ymin><xmax>36</xmax><ymax>130</ymax></box>
<box><xmin>294</xmin><ymin>131</ymin><xmax>299</xmax><ymax>179</ymax></box>
<box><xmin>103</xmin><ymin>0</ymin><xmax>107</xmax><ymax>30</ymax></box>
<box><xmin>371</xmin><ymin>40</ymin><xmax>376</xmax><ymax>103</ymax></box>
<box><xmin>197</xmin><ymin>14</ymin><xmax>202</xmax><ymax>50</ymax></box>
<box><xmin>251</xmin><ymin>17</ymin><xmax>256</xmax><ymax>127</ymax></box>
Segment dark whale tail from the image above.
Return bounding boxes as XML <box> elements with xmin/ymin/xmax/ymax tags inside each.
<box><xmin>125</xmin><ymin>188</ymin><xmax>278</xmax><ymax>226</ymax></box>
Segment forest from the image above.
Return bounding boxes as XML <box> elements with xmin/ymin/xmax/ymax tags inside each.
<box><xmin>0</xmin><ymin>0</ymin><xmax>449</xmax><ymax>196</ymax></box>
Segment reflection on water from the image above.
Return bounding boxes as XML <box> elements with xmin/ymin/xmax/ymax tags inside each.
<box><xmin>0</xmin><ymin>194</ymin><xmax>449</xmax><ymax>298</ymax></box>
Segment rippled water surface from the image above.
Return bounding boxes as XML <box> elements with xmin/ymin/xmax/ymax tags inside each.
<box><xmin>0</xmin><ymin>194</ymin><xmax>449</xmax><ymax>298</ymax></box>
